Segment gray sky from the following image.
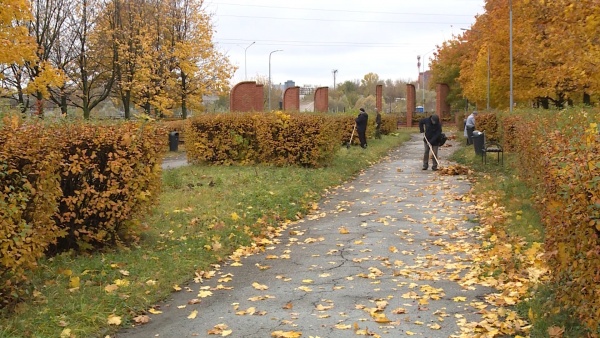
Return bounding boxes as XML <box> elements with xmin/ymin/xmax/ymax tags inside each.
<box><xmin>206</xmin><ymin>0</ymin><xmax>485</xmax><ymax>87</ymax></box>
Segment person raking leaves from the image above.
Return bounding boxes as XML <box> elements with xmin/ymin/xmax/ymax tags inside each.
<box><xmin>419</xmin><ymin>114</ymin><xmax>443</xmax><ymax>171</ymax></box>
<box><xmin>355</xmin><ymin>108</ymin><xmax>369</xmax><ymax>149</ymax></box>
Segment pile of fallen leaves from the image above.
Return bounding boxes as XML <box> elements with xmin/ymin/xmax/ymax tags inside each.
<box><xmin>456</xmin><ymin>188</ymin><xmax>550</xmax><ymax>337</ymax></box>
<box><xmin>438</xmin><ymin>164</ymin><xmax>472</xmax><ymax>176</ymax></box>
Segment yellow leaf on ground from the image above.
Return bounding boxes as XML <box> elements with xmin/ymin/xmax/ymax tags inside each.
<box><xmin>429</xmin><ymin>323</ymin><xmax>442</xmax><ymax>330</ymax></box>
<box><xmin>107</xmin><ymin>314</ymin><xmax>121</xmax><ymax>325</ymax></box>
<box><xmin>69</xmin><ymin>276</ymin><xmax>80</xmax><ymax>288</ymax></box>
<box><xmin>252</xmin><ymin>282</ymin><xmax>269</xmax><ymax>290</ymax></box>
<box><xmin>271</xmin><ymin>331</ymin><xmax>302</xmax><ymax>338</ymax></box>
<box><xmin>148</xmin><ymin>308</ymin><xmax>162</xmax><ymax>314</ymax></box>
<box><xmin>187</xmin><ymin>310</ymin><xmax>198</xmax><ymax>319</ymax></box>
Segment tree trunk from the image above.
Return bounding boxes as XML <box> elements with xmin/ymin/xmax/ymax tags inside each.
<box><xmin>122</xmin><ymin>91</ymin><xmax>131</xmax><ymax>119</ymax></box>
<box><xmin>584</xmin><ymin>92</ymin><xmax>591</xmax><ymax>106</ymax></box>
<box><xmin>181</xmin><ymin>72</ymin><xmax>187</xmax><ymax>119</ymax></box>
<box><xmin>60</xmin><ymin>92</ymin><xmax>68</xmax><ymax>115</ymax></box>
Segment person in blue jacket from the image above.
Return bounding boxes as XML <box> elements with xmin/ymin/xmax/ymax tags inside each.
<box><xmin>355</xmin><ymin>108</ymin><xmax>369</xmax><ymax>148</ymax></box>
<box><xmin>419</xmin><ymin>114</ymin><xmax>442</xmax><ymax>170</ymax></box>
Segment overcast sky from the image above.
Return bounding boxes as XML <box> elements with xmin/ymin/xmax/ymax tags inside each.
<box><xmin>205</xmin><ymin>0</ymin><xmax>485</xmax><ymax>88</ymax></box>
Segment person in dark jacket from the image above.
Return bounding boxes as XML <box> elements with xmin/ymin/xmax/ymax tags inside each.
<box><xmin>419</xmin><ymin>114</ymin><xmax>442</xmax><ymax>170</ymax></box>
<box><xmin>374</xmin><ymin>108</ymin><xmax>382</xmax><ymax>139</ymax></box>
<box><xmin>355</xmin><ymin>108</ymin><xmax>369</xmax><ymax>148</ymax></box>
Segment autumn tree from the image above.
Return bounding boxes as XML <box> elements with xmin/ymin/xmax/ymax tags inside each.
<box><xmin>337</xmin><ymin>80</ymin><xmax>360</xmax><ymax>109</ymax></box>
<box><xmin>0</xmin><ymin>0</ymin><xmax>37</xmax><ymax>112</ymax></box>
<box><xmin>59</xmin><ymin>0</ymin><xmax>116</xmax><ymax>119</ymax></box>
<box><xmin>167</xmin><ymin>0</ymin><xmax>235</xmax><ymax>118</ymax></box>
<box><xmin>360</xmin><ymin>72</ymin><xmax>381</xmax><ymax>97</ymax></box>
<box><xmin>97</xmin><ymin>0</ymin><xmax>234</xmax><ymax>119</ymax></box>
<box><xmin>22</xmin><ymin>0</ymin><xmax>68</xmax><ymax>115</ymax></box>
<box><xmin>434</xmin><ymin>0</ymin><xmax>600</xmax><ymax>110</ymax></box>
<box><xmin>429</xmin><ymin>39</ymin><xmax>469</xmax><ymax>110</ymax></box>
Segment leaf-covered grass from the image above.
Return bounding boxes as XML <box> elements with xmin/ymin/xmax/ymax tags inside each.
<box><xmin>450</xmin><ymin>134</ymin><xmax>589</xmax><ymax>337</ymax></box>
<box><xmin>0</xmin><ymin>130</ymin><xmax>413</xmax><ymax>338</ymax></box>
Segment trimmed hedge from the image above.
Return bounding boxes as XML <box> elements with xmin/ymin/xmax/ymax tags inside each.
<box><xmin>0</xmin><ymin>116</ymin><xmax>166</xmax><ymax>307</ymax></box>
<box><xmin>186</xmin><ymin>111</ymin><xmax>399</xmax><ymax>167</ymax></box>
<box><xmin>489</xmin><ymin>108</ymin><xmax>600</xmax><ymax>332</ymax></box>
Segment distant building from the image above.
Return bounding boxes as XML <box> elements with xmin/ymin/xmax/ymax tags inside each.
<box><xmin>418</xmin><ymin>70</ymin><xmax>431</xmax><ymax>90</ymax></box>
<box><xmin>284</xmin><ymin>80</ymin><xmax>295</xmax><ymax>90</ymax></box>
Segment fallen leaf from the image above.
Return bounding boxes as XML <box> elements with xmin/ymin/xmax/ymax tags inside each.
<box><xmin>252</xmin><ymin>282</ymin><xmax>269</xmax><ymax>290</ymax></box>
<box><xmin>548</xmin><ymin>326</ymin><xmax>565</xmax><ymax>338</ymax></box>
<box><xmin>198</xmin><ymin>290</ymin><xmax>213</xmax><ymax>298</ymax></box>
<box><xmin>107</xmin><ymin>314</ymin><xmax>121</xmax><ymax>326</ymax></box>
<box><xmin>133</xmin><ymin>315</ymin><xmax>150</xmax><ymax>324</ymax></box>
<box><xmin>271</xmin><ymin>331</ymin><xmax>302</xmax><ymax>338</ymax></box>
<box><xmin>60</xmin><ymin>328</ymin><xmax>71</xmax><ymax>338</ymax></box>
<box><xmin>188</xmin><ymin>310</ymin><xmax>198</xmax><ymax>319</ymax></box>
<box><xmin>69</xmin><ymin>276</ymin><xmax>80</xmax><ymax>288</ymax></box>
<box><xmin>104</xmin><ymin>284</ymin><xmax>118</xmax><ymax>293</ymax></box>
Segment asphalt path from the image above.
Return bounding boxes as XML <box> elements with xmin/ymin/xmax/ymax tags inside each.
<box><xmin>119</xmin><ymin>133</ymin><xmax>492</xmax><ymax>338</ymax></box>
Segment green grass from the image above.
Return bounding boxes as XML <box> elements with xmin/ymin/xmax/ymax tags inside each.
<box><xmin>451</xmin><ymin>134</ymin><xmax>589</xmax><ymax>337</ymax></box>
<box><xmin>0</xmin><ymin>130</ymin><xmax>413</xmax><ymax>338</ymax></box>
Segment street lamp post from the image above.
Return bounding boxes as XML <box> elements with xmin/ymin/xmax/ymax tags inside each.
<box><xmin>332</xmin><ymin>69</ymin><xmax>338</xmax><ymax>113</ymax></box>
<box><xmin>268</xmin><ymin>49</ymin><xmax>283</xmax><ymax>111</ymax></box>
<box><xmin>509</xmin><ymin>0</ymin><xmax>514</xmax><ymax>113</ymax></box>
<box><xmin>244</xmin><ymin>41</ymin><xmax>255</xmax><ymax>81</ymax></box>
<box><xmin>418</xmin><ymin>49</ymin><xmax>435</xmax><ymax>111</ymax></box>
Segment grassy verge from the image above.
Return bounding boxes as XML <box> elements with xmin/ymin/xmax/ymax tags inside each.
<box><xmin>450</xmin><ymin>135</ymin><xmax>588</xmax><ymax>337</ymax></box>
<box><xmin>0</xmin><ymin>130</ymin><xmax>414</xmax><ymax>338</ymax></box>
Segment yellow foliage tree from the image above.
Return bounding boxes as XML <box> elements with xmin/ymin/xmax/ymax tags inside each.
<box><xmin>433</xmin><ymin>0</ymin><xmax>600</xmax><ymax>110</ymax></box>
<box><xmin>168</xmin><ymin>0</ymin><xmax>236</xmax><ymax>118</ymax></box>
<box><xmin>0</xmin><ymin>0</ymin><xmax>36</xmax><ymax>65</ymax></box>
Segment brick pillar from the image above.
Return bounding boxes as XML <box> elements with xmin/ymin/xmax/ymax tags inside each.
<box><xmin>314</xmin><ymin>87</ymin><xmax>329</xmax><ymax>113</ymax></box>
<box><xmin>376</xmin><ymin>84</ymin><xmax>383</xmax><ymax>112</ymax></box>
<box><xmin>231</xmin><ymin>81</ymin><xmax>259</xmax><ymax>112</ymax></box>
<box><xmin>283</xmin><ymin>86</ymin><xmax>300</xmax><ymax>112</ymax></box>
<box><xmin>254</xmin><ymin>84</ymin><xmax>264</xmax><ymax>112</ymax></box>
<box><xmin>436</xmin><ymin>83</ymin><xmax>450</xmax><ymax>121</ymax></box>
<box><xmin>406</xmin><ymin>84</ymin><xmax>416</xmax><ymax>127</ymax></box>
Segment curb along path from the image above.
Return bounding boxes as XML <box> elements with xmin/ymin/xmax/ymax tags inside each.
<box><xmin>118</xmin><ymin>134</ymin><xmax>493</xmax><ymax>338</ymax></box>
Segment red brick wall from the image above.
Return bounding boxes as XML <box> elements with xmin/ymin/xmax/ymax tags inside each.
<box><xmin>283</xmin><ymin>87</ymin><xmax>300</xmax><ymax>112</ymax></box>
<box><xmin>230</xmin><ymin>81</ymin><xmax>264</xmax><ymax>112</ymax></box>
<box><xmin>436</xmin><ymin>83</ymin><xmax>450</xmax><ymax>121</ymax></box>
<box><xmin>254</xmin><ymin>84</ymin><xmax>264</xmax><ymax>112</ymax></box>
<box><xmin>376</xmin><ymin>85</ymin><xmax>383</xmax><ymax>112</ymax></box>
<box><xmin>314</xmin><ymin>87</ymin><xmax>329</xmax><ymax>113</ymax></box>
<box><xmin>406</xmin><ymin>84</ymin><xmax>416</xmax><ymax>127</ymax></box>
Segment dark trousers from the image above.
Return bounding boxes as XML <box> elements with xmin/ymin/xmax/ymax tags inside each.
<box><xmin>358</xmin><ymin>130</ymin><xmax>367</xmax><ymax>148</ymax></box>
<box><xmin>466</xmin><ymin>126</ymin><xmax>475</xmax><ymax>145</ymax></box>
<box><xmin>375</xmin><ymin>125</ymin><xmax>381</xmax><ymax>139</ymax></box>
<box><xmin>423</xmin><ymin>140</ymin><xmax>439</xmax><ymax>169</ymax></box>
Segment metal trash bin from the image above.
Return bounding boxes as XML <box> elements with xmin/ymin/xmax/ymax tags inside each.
<box><xmin>169</xmin><ymin>131</ymin><xmax>179</xmax><ymax>152</ymax></box>
<box><xmin>472</xmin><ymin>130</ymin><xmax>485</xmax><ymax>156</ymax></box>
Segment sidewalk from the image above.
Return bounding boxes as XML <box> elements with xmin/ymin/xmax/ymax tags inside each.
<box><xmin>118</xmin><ymin>134</ymin><xmax>491</xmax><ymax>338</ymax></box>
